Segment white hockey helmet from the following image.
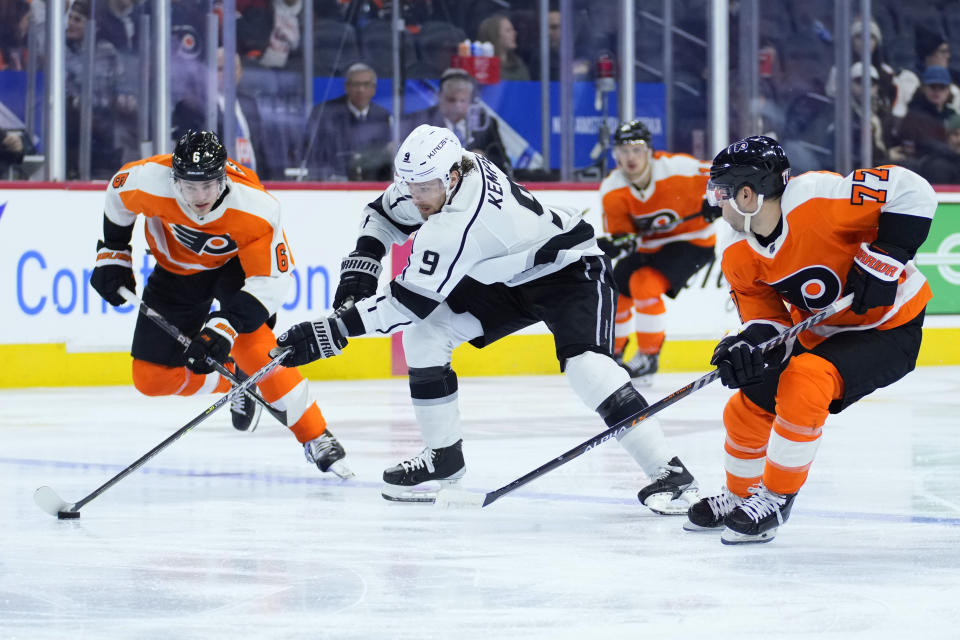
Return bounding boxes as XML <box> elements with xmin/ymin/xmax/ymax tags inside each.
<box><xmin>394</xmin><ymin>125</ymin><xmax>463</xmax><ymax>196</ymax></box>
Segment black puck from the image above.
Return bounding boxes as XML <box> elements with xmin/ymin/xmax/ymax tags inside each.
<box><xmin>58</xmin><ymin>511</ymin><xmax>80</xmax><ymax>519</ymax></box>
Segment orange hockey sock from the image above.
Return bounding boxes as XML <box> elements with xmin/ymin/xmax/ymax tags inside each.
<box><xmin>764</xmin><ymin>354</ymin><xmax>843</xmax><ymax>495</ymax></box>
<box><xmin>628</xmin><ymin>267</ymin><xmax>669</xmax><ymax>354</ymax></box>
<box><xmin>723</xmin><ymin>390</ymin><xmax>775</xmax><ymax>497</ymax></box>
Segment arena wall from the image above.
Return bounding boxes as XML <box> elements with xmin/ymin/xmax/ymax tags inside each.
<box><xmin>1</xmin><ymin>183</ymin><xmax>958</xmax><ymax>387</ymax></box>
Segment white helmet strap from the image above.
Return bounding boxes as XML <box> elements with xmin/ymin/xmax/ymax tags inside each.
<box><xmin>730</xmin><ymin>193</ymin><xmax>764</xmax><ymax>235</ymax></box>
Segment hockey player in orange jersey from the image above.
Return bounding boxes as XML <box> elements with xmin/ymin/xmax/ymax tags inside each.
<box><xmin>598</xmin><ymin>120</ymin><xmax>721</xmax><ymax>384</ymax></box>
<box><xmin>685</xmin><ymin>136</ymin><xmax>934</xmax><ymax>544</ymax></box>
<box><xmin>89</xmin><ymin>130</ymin><xmax>353</xmax><ymax>478</ymax></box>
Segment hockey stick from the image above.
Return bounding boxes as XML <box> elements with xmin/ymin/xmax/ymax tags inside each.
<box><xmin>436</xmin><ymin>293</ymin><xmax>854</xmax><ymax>509</ymax></box>
<box><xmin>32</xmin><ymin>347</ymin><xmax>291</xmax><ymax>520</ymax></box>
<box><xmin>118</xmin><ymin>287</ymin><xmax>285</xmax><ymax>428</ymax></box>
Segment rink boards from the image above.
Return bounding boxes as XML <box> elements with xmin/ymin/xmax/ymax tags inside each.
<box><xmin>2</xmin><ymin>183</ymin><xmax>959</xmax><ymax>387</ymax></box>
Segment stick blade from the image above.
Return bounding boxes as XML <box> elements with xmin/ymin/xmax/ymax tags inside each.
<box><xmin>434</xmin><ymin>487</ymin><xmax>489</xmax><ymax>509</ymax></box>
<box><xmin>33</xmin><ymin>486</ymin><xmax>76</xmax><ymax>518</ymax></box>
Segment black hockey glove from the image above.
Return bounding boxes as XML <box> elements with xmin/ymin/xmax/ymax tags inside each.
<box><xmin>274</xmin><ymin>316</ymin><xmax>348</xmax><ymax>367</ymax></box>
<box><xmin>332</xmin><ymin>251</ymin><xmax>382</xmax><ymax>310</ymax></box>
<box><xmin>90</xmin><ymin>240</ymin><xmax>136</xmax><ymax>306</ymax></box>
<box><xmin>844</xmin><ymin>241</ymin><xmax>907</xmax><ymax>315</ymax></box>
<box><xmin>710</xmin><ymin>324</ymin><xmax>785</xmax><ymax>389</ymax></box>
<box><xmin>596</xmin><ymin>233</ymin><xmax>638</xmax><ymax>261</ymax></box>
<box><xmin>184</xmin><ymin>315</ymin><xmax>237</xmax><ymax>374</ymax></box>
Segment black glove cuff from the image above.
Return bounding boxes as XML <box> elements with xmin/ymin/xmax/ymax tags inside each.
<box><xmin>96</xmin><ymin>239</ymin><xmax>132</xmax><ymax>252</ymax></box>
<box><xmin>355</xmin><ymin>236</ymin><xmax>387</xmax><ymax>260</ymax></box>
<box><xmin>338</xmin><ymin>303</ymin><xmax>366</xmax><ymax>337</ymax></box>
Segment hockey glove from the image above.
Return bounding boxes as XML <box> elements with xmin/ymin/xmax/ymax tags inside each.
<box><xmin>184</xmin><ymin>315</ymin><xmax>238</xmax><ymax>374</ymax></box>
<box><xmin>596</xmin><ymin>233</ymin><xmax>638</xmax><ymax>261</ymax></box>
<box><xmin>274</xmin><ymin>316</ymin><xmax>348</xmax><ymax>367</ymax></box>
<box><xmin>844</xmin><ymin>241</ymin><xmax>907</xmax><ymax>315</ymax></box>
<box><xmin>332</xmin><ymin>251</ymin><xmax>382</xmax><ymax>309</ymax></box>
<box><xmin>710</xmin><ymin>323</ymin><xmax>785</xmax><ymax>389</ymax></box>
<box><xmin>90</xmin><ymin>240</ymin><xmax>136</xmax><ymax>306</ymax></box>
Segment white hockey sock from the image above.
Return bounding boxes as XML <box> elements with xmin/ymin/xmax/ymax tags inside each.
<box><xmin>565</xmin><ymin>351</ymin><xmax>630</xmax><ymax>409</ymax></box>
<box><xmin>412</xmin><ymin>397</ymin><xmax>463</xmax><ymax>449</ymax></box>
<box><xmin>616</xmin><ymin>416</ymin><xmax>672</xmax><ymax>477</ymax></box>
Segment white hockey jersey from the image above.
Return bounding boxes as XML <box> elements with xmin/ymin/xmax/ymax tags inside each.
<box><xmin>349</xmin><ymin>152</ymin><xmax>603</xmax><ymax>335</ymax></box>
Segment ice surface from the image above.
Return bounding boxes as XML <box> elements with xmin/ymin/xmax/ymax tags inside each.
<box><xmin>2</xmin><ymin>369</ymin><xmax>959</xmax><ymax>638</ymax></box>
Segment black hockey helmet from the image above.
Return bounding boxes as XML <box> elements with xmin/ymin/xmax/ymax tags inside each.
<box><xmin>707</xmin><ymin>135</ymin><xmax>790</xmax><ymax>205</ymax></box>
<box><xmin>172</xmin><ymin>130</ymin><xmax>227</xmax><ymax>182</ymax></box>
<box><xmin>612</xmin><ymin>119</ymin><xmax>652</xmax><ymax>147</ymax></box>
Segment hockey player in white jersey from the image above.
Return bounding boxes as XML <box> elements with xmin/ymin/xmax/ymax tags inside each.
<box><xmin>275</xmin><ymin>125</ymin><xmax>699</xmax><ymax>513</ymax></box>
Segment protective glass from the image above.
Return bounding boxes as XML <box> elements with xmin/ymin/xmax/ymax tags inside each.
<box><xmin>706</xmin><ymin>179</ymin><xmax>736</xmax><ymax>207</ymax></box>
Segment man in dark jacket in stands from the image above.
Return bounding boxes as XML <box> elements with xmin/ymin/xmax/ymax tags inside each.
<box><xmin>896</xmin><ymin>65</ymin><xmax>959</xmax><ymax>182</ymax></box>
<box><xmin>302</xmin><ymin>62</ymin><xmax>394</xmax><ymax>180</ymax></box>
<box><xmin>403</xmin><ymin>68</ymin><xmax>511</xmax><ymax>176</ymax></box>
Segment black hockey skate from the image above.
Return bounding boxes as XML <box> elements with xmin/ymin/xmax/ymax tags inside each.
<box><xmin>684</xmin><ymin>486</ymin><xmax>743</xmax><ymax>531</ymax></box>
<box><xmin>382</xmin><ymin>440</ymin><xmax>466</xmax><ymax>503</ymax></box>
<box><xmin>721</xmin><ymin>484</ymin><xmax>796</xmax><ymax>545</ymax></box>
<box><xmin>614</xmin><ymin>351</ymin><xmax>659</xmax><ymax>386</ymax></box>
<box><xmin>304</xmin><ymin>429</ymin><xmax>355</xmax><ymax>479</ymax></box>
<box><xmin>230</xmin><ymin>366</ymin><xmax>262</xmax><ymax>432</ymax></box>
<box><xmin>637</xmin><ymin>456</ymin><xmax>699</xmax><ymax>515</ymax></box>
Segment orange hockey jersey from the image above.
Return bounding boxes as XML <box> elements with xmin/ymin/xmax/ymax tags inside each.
<box><xmin>721</xmin><ymin>166</ymin><xmax>935</xmax><ymax>349</ymax></box>
<box><xmin>600</xmin><ymin>151</ymin><xmax>715</xmax><ymax>251</ymax></box>
<box><xmin>102</xmin><ymin>154</ymin><xmax>294</xmax><ymax>315</ymax></box>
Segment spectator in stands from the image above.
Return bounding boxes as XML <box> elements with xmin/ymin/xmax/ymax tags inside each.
<box><xmin>0</xmin><ymin>126</ymin><xmax>26</xmax><ymax>178</ymax></box>
<box><xmin>825</xmin><ymin>17</ymin><xmax>896</xmax><ymax>114</ymax></box>
<box><xmin>171</xmin><ymin>0</ymin><xmax>208</xmax><ymax>61</ymax></box>
<box><xmin>65</xmin><ymin>0</ymin><xmax>123</xmax><ymax>179</ymax></box>
<box><xmin>476</xmin><ymin>14</ymin><xmax>530</xmax><ymax>81</ymax></box>
<box><xmin>0</xmin><ymin>0</ymin><xmax>31</xmax><ymax>71</ymax></box>
<box><xmin>302</xmin><ymin>62</ymin><xmax>393</xmax><ymax>180</ymax></box>
<box><xmin>893</xmin><ymin>26</ymin><xmax>960</xmax><ymax>118</ymax></box>
<box><xmin>237</xmin><ymin>0</ymin><xmax>303</xmax><ymax>69</ymax></box>
<box><xmin>172</xmin><ymin>47</ymin><xmax>273</xmax><ymax>179</ymax></box>
<box><xmin>909</xmin><ymin>112</ymin><xmax>960</xmax><ymax>184</ymax></box>
<box><xmin>827</xmin><ymin>62</ymin><xmax>895</xmax><ymax>167</ymax></box>
<box><xmin>529</xmin><ymin>7</ymin><xmax>590</xmax><ymax>81</ymax></box>
<box><xmin>403</xmin><ymin>68</ymin><xmax>511</xmax><ymax>175</ymax></box>
<box><xmin>894</xmin><ymin>65</ymin><xmax>958</xmax><ymax>181</ymax></box>
<box><xmin>95</xmin><ymin>0</ymin><xmax>144</xmax><ymax>165</ymax></box>
<box><xmin>169</xmin><ymin>0</ymin><xmax>209</xmax><ymax>105</ymax></box>
<box><xmin>96</xmin><ymin>0</ymin><xmax>145</xmax><ymax>53</ymax></box>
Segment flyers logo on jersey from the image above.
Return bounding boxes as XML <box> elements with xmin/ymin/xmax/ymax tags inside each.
<box><xmin>770</xmin><ymin>266</ymin><xmax>842</xmax><ymax>312</ymax></box>
<box><xmin>171</xmin><ymin>225</ymin><xmax>237</xmax><ymax>256</ymax></box>
<box><xmin>634</xmin><ymin>209</ymin><xmax>680</xmax><ymax>234</ymax></box>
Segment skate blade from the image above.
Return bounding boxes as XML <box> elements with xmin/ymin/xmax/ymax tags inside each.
<box><xmin>630</xmin><ymin>375</ymin><xmax>654</xmax><ymax>387</ymax></box>
<box><xmin>434</xmin><ymin>487</ymin><xmax>487</xmax><ymax>509</ymax></box>
<box><xmin>327</xmin><ymin>460</ymin><xmax>356</xmax><ymax>480</ymax></box>
<box><xmin>720</xmin><ymin>526</ymin><xmax>778</xmax><ymax>545</ymax></box>
<box><xmin>642</xmin><ymin>487</ymin><xmax>700</xmax><ymax>515</ymax></box>
<box><xmin>381</xmin><ymin>478</ymin><xmax>461</xmax><ymax>503</ymax></box>
<box><xmin>682</xmin><ymin>520</ymin><xmax>724</xmax><ymax>532</ymax></box>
